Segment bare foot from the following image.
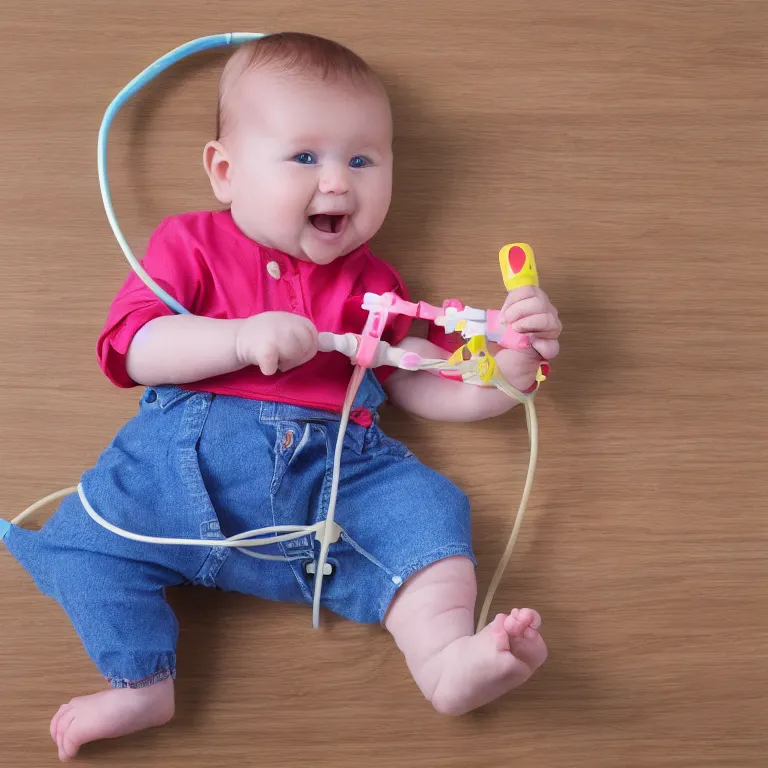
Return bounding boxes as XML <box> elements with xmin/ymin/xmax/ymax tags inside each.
<box><xmin>49</xmin><ymin>677</ymin><xmax>175</xmax><ymax>761</ymax></box>
<box><xmin>432</xmin><ymin>608</ymin><xmax>548</xmax><ymax>716</ymax></box>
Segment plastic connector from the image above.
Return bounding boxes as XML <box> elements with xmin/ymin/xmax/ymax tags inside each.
<box><xmin>303</xmin><ymin>560</ymin><xmax>335</xmax><ymax>577</ymax></box>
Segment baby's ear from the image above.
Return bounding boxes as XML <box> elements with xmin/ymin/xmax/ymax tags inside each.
<box><xmin>203</xmin><ymin>141</ymin><xmax>233</xmax><ymax>204</ymax></box>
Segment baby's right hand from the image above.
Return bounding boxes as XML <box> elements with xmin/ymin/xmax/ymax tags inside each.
<box><xmin>236</xmin><ymin>312</ymin><xmax>319</xmax><ymax>375</ymax></box>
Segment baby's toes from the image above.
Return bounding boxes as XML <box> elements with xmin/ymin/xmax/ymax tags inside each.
<box><xmin>504</xmin><ymin>608</ymin><xmax>541</xmax><ymax>639</ymax></box>
<box><xmin>503</xmin><ymin>608</ymin><xmax>526</xmax><ymax>638</ymax></box>
<box><xmin>56</xmin><ymin>709</ymin><xmax>78</xmax><ymax>761</ymax></box>
<box><xmin>489</xmin><ymin>613</ymin><xmax>513</xmax><ymax>652</ymax></box>
<box><xmin>50</xmin><ymin>702</ymin><xmax>73</xmax><ymax>743</ymax></box>
<box><xmin>522</xmin><ymin>608</ymin><xmax>542</xmax><ymax>638</ymax></box>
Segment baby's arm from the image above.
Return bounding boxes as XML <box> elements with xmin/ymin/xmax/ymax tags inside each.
<box><xmin>383</xmin><ymin>285</ymin><xmax>561</xmax><ymax>423</ymax></box>
<box><xmin>384</xmin><ymin>337</ymin><xmax>543</xmax><ymax>422</ymax></box>
<box><xmin>126</xmin><ymin>312</ymin><xmax>317</xmax><ymax>387</ymax></box>
<box><xmin>99</xmin><ymin>215</ymin><xmax>316</xmax><ymax>389</ymax></box>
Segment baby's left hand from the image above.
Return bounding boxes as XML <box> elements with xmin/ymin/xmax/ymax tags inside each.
<box><xmin>501</xmin><ymin>286</ymin><xmax>561</xmax><ymax>361</ymax></box>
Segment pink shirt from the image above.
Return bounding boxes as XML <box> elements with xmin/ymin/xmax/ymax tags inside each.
<box><xmin>97</xmin><ymin>210</ymin><xmax>412</xmax><ymax>425</ymax></box>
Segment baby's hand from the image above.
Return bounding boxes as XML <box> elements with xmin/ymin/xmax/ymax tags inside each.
<box><xmin>236</xmin><ymin>312</ymin><xmax>319</xmax><ymax>375</ymax></box>
<box><xmin>501</xmin><ymin>286</ymin><xmax>561</xmax><ymax>361</ymax></box>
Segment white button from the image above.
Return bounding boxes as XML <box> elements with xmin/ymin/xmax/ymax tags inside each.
<box><xmin>266</xmin><ymin>261</ymin><xmax>281</xmax><ymax>280</ymax></box>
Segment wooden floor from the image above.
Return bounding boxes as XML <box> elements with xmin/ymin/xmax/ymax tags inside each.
<box><xmin>1</xmin><ymin>1</ymin><xmax>765</xmax><ymax>765</ymax></box>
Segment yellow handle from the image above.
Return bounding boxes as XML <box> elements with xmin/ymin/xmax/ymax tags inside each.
<box><xmin>499</xmin><ymin>243</ymin><xmax>539</xmax><ymax>290</ymax></box>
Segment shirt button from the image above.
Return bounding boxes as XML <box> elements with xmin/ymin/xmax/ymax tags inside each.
<box><xmin>266</xmin><ymin>261</ymin><xmax>281</xmax><ymax>280</ymax></box>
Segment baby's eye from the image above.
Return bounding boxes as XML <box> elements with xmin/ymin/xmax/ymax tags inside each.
<box><xmin>293</xmin><ymin>152</ymin><xmax>316</xmax><ymax>165</ymax></box>
<box><xmin>349</xmin><ymin>155</ymin><xmax>372</xmax><ymax>169</ymax></box>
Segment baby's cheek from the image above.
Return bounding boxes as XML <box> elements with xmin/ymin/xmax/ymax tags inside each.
<box><xmin>360</xmin><ymin>190</ymin><xmax>391</xmax><ymax>238</ymax></box>
<box><xmin>252</xmin><ymin>183</ymin><xmax>299</xmax><ymax>229</ymax></box>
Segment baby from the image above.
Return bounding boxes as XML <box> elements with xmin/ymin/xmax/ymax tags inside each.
<box><xmin>1</xmin><ymin>33</ymin><xmax>561</xmax><ymax>761</ymax></box>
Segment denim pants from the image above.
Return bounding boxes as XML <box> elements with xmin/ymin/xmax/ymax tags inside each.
<box><xmin>2</xmin><ymin>372</ymin><xmax>473</xmax><ymax>688</ymax></box>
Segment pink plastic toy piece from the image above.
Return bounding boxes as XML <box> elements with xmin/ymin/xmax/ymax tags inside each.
<box><xmin>357</xmin><ymin>305</ymin><xmax>388</xmax><ymax>367</ymax></box>
<box><xmin>499</xmin><ymin>325</ymin><xmax>532</xmax><ymax>351</ymax></box>
<box><xmin>486</xmin><ymin>309</ymin><xmax>531</xmax><ymax>351</ymax></box>
<box><xmin>400</xmin><ymin>352</ymin><xmax>422</xmax><ymax>370</ymax></box>
<box><xmin>414</xmin><ymin>301</ymin><xmax>446</xmax><ymax>322</ymax></box>
<box><xmin>385</xmin><ymin>293</ymin><xmax>420</xmax><ymax>318</ymax></box>
<box><xmin>370</xmin><ymin>292</ymin><xmax>449</xmax><ymax>322</ymax></box>
<box><xmin>358</xmin><ymin>292</ymin><xmax>458</xmax><ymax>368</ymax></box>
<box><xmin>485</xmin><ymin>309</ymin><xmax>502</xmax><ymax>336</ymax></box>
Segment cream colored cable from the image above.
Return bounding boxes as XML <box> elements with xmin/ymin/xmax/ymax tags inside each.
<box><xmin>9</xmin><ymin>484</ymin><xmax>337</xmax><ymax>565</ymax></box>
<box><xmin>386</xmin><ymin>356</ymin><xmax>540</xmax><ymax>630</ymax></box>
<box><xmin>475</xmin><ymin>397</ymin><xmax>538</xmax><ymax>632</ymax></box>
<box><xmin>11</xmin><ymin>486</ymin><xmax>78</xmax><ymax>526</ymax></box>
<box><xmin>74</xmin><ymin>483</ymin><xmax>333</xmax><ymax>550</ymax></box>
<box><xmin>311</xmin><ymin>364</ymin><xmax>365</xmax><ymax>628</ymax></box>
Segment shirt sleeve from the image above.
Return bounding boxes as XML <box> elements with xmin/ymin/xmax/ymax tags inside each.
<box><xmin>96</xmin><ymin>216</ymin><xmax>206</xmax><ymax>388</ymax></box>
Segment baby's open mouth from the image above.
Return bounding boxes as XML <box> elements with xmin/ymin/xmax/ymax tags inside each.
<box><xmin>309</xmin><ymin>214</ymin><xmax>347</xmax><ymax>234</ymax></box>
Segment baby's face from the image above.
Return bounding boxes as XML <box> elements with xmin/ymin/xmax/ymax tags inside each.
<box><xmin>210</xmin><ymin>69</ymin><xmax>393</xmax><ymax>264</ymax></box>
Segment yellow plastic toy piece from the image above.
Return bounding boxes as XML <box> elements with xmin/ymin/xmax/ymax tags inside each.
<box><xmin>446</xmin><ymin>345</ymin><xmax>466</xmax><ymax>368</ymax></box>
<box><xmin>499</xmin><ymin>243</ymin><xmax>539</xmax><ymax>290</ymax></box>
<box><xmin>468</xmin><ymin>336</ymin><xmax>497</xmax><ymax>384</ymax></box>
<box><xmin>446</xmin><ymin>336</ymin><xmax>498</xmax><ymax>386</ymax></box>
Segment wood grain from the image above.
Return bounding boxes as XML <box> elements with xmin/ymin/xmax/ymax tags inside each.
<box><xmin>0</xmin><ymin>1</ymin><xmax>766</xmax><ymax>766</ymax></box>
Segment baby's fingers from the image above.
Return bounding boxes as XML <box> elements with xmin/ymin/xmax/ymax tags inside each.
<box><xmin>502</xmin><ymin>297</ymin><xmax>549</xmax><ymax>325</ymax></box>
<box><xmin>511</xmin><ymin>312</ymin><xmax>561</xmax><ymax>335</ymax></box>
<box><xmin>501</xmin><ymin>285</ymin><xmax>539</xmax><ymax>313</ymax></box>
<box><xmin>257</xmin><ymin>347</ymin><xmax>280</xmax><ymax>376</ymax></box>
<box><xmin>532</xmin><ymin>338</ymin><xmax>559</xmax><ymax>361</ymax></box>
<box><xmin>294</xmin><ymin>325</ymin><xmax>318</xmax><ymax>356</ymax></box>
<box><xmin>279</xmin><ymin>330</ymin><xmax>318</xmax><ymax>371</ymax></box>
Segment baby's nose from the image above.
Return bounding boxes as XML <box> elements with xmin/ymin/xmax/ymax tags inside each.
<box><xmin>318</xmin><ymin>165</ymin><xmax>350</xmax><ymax>194</ymax></box>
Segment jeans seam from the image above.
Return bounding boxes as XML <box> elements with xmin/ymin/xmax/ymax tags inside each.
<box><xmin>108</xmin><ymin>665</ymin><xmax>176</xmax><ymax>689</ymax></box>
<box><xmin>377</xmin><ymin>545</ymin><xmax>477</xmax><ymax>624</ymax></box>
<box><xmin>340</xmin><ymin>531</ymin><xmax>397</xmax><ymax>580</ymax></box>
<box><xmin>178</xmin><ymin>392</ymin><xmax>230</xmax><ymax>585</ymax></box>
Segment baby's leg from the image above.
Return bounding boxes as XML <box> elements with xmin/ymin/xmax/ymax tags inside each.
<box><xmin>50</xmin><ymin>678</ymin><xmax>174</xmax><ymax>762</ymax></box>
<box><xmin>47</xmin><ymin>577</ymin><xmax>177</xmax><ymax>763</ymax></box>
<box><xmin>5</xmin><ymin>520</ymin><xmax>181</xmax><ymax>761</ymax></box>
<box><xmin>384</xmin><ymin>556</ymin><xmax>547</xmax><ymax>716</ymax></box>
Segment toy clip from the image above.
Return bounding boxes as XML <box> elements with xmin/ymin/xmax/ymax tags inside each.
<box><xmin>442</xmin><ymin>336</ymin><xmax>498</xmax><ymax>386</ymax></box>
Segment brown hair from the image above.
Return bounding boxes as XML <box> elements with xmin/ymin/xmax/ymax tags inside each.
<box><xmin>216</xmin><ymin>32</ymin><xmax>383</xmax><ymax>139</ymax></box>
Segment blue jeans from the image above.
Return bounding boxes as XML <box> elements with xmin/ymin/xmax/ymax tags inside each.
<box><xmin>2</xmin><ymin>372</ymin><xmax>474</xmax><ymax>688</ymax></box>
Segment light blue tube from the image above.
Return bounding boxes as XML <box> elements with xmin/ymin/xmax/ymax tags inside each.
<box><xmin>97</xmin><ymin>34</ymin><xmax>266</xmax><ymax>315</ymax></box>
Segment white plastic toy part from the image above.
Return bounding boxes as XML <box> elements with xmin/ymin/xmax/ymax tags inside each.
<box><xmin>434</xmin><ymin>305</ymin><xmax>487</xmax><ymax>336</ymax></box>
<box><xmin>318</xmin><ymin>331</ymin><xmax>428</xmax><ymax>370</ymax></box>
